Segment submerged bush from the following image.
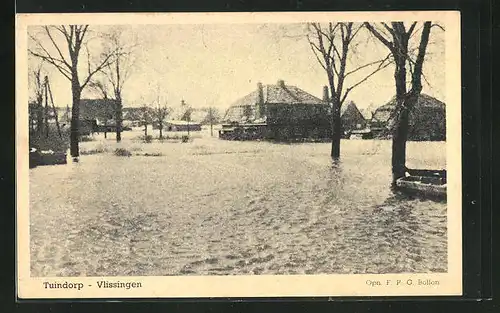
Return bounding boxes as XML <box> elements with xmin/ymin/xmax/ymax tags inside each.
<box><xmin>114</xmin><ymin>148</ymin><xmax>132</xmax><ymax>157</ymax></box>
<box><xmin>143</xmin><ymin>152</ymin><xmax>163</xmax><ymax>157</ymax></box>
<box><xmin>80</xmin><ymin>143</ymin><xmax>108</xmax><ymax>155</ymax></box>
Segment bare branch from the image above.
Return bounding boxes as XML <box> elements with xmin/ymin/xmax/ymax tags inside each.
<box><xmin>410</xmin><ymin>21</ymin><xmax>432</xmax><ymax>93</ymax></box>
<box><xmin>344</xmin><ymin>53</ymin><xmax>392</xmax><ymax>77</ymax></box>
<box><xmin>407</xmin><ymin>22</ymin><xmax>417</xmax><ymax>37</ymax></box>
<box><xmin>364</xmin><ymin>22</ymin><xmax>394</xmax><ymax>51</ymax></box>
<box><xmin>381</xmin><ymin>22</ymin><xmax>396</xmax><ymax>37</ymax></box>
<box><xmin>29</xmin><ymin>50</ymin><xmax>72</xmax><ymax>80</ymax></box>
<box><xmin>431</xmin><ymin>23</ymin><xmax>445</xmax><ymax>31</ymax></box>
<box><xmin>348</xmin><ymin>24</ymin><xmax>363</xmax><ymax>44</ymax></box>
<box><xmin>43</xmin><ymin>26</ymin><xmax>72</xmax><ymax>68</ymax></box>
<box><xmin>312</xmin><ymin>23</ymin><xmax>342</xmax><ymax>61</ymax></box>
<box><xmin>341</xmin><ymin>59</ymin><xmax>393</xmax><ymax>104</ymax></box>
<box><xmin>80</xmin><ymin>49</ymin><xmax>118</xmax><ymax>90</ymax></box>
<box><xmin>307</xmin><ymin>35</ymin><xmax>327</xmax><ymax>71</ymax></box>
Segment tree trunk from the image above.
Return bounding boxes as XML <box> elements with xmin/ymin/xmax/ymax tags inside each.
<box><xmin>144</xmin><ymin>123</ymin><xmax>148</xmax><ymax>137</ymax></box>
<box><xmin>104</xmin><ymin>120</ymin><xmax>107</xmax><ymax>139</ymax></box>
<box><xmin>47</xmin><ymin>80</ymin><xmax>62</xmax><ymax>139</ymax></box>
<box><xmin>391</xmin><ymin>53</ymin><xmax>408</xmax><ymax>183</ymax></box>
<box><xmin>70</xmin><ymin>83</ymin><xmax>81</xmax><ymax>158</ymax></box>
<box><xmin>159</xmin><ymin>122</ymin><xmax>163</xmax><ymax>139</ymax></box>
<box><xmin>116</xmin><ymin>97</ymin><xmax>122</xmax><ymax>142</ymax></box>
<box><xmin>326</xmin><ymin>75</ymin><xmax>341</xmax><ymax>160</ymax></box>
<box><xmin>44</xmin><ymin>81</ymin><xmax>49</xmax><ymax>138</ymax></box>
<box><xmin>36</xmin><ymin>98</ymin><xmax>44</xmax><ymax>135</ymax></box>
<box><xmin>391</xmin><ymin>105</ymin><xmax>409</xmax><ymax>182</ymax></box>
<box><xmin>331</xmin><ymin>97</ymin><xmax>342</xmax><ymax>159</ymax></box>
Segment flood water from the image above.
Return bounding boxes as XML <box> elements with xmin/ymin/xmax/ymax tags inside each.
<box><xmin>29</xmin><ymin>134</ymin><xmax>447</xmax><ymax>277</ymax></box>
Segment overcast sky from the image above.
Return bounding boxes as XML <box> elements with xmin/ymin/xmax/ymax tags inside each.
<box><xmin>28</xmin><ymin>23</ymin><xmax>445</xmax><ymax>113</ymax></box>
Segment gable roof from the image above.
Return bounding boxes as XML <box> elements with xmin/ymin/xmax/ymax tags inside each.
<box><xmin>340</xmin><ymin>101</ymin><xmax>366</xmax><ymax>121</ymax></box>
<box><xmin>372</xmin><ymin>94</ymin><xmax>445</xmax><ymax>123</ymax></box>
<box><xmin>229</xmin><ymin>82</ymin><xmax>326</xmax><ymax>108</ymax></box>
<box><xmin>376</xmin><ymin>94</ymin><xmax>445</xmax><ymax>111</ymax></box>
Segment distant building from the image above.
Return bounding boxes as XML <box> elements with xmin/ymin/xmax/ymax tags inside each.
<box><xmin>123</xmin><ymin>107</ymin><xmax>145</xmax><ymax>121</ymax></box>
<box><xmin>79</xmin><ymin>98</ymin><xmax>119</xmax><ymax>134</ymax></box>
<box><xmin>222</xmin><ymin>80</ymin><xmax>331</xmax><ymax>141</ymax></box>
<box><xmin>165</xmin><ymin>120</ymin><xmax>202</xmax><ymax>132</ymax></box>
<box><xmin>340</xmin><ymin>101</ymin><xmax>367</xmax><ymax>137</ymax></box>
<box><xmin>370</xmin><ymin>94</ymin><xmax>446</xmax><ymax>141</ymax></box>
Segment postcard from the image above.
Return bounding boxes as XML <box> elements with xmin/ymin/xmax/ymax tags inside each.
<box><xmin>16</xmin><ymin>11</ymin><xmax>462</xmax><ymax>298</ymax></box>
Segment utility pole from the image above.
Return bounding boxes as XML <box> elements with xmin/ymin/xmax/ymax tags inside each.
<box><xmin>44</xmin><ymin>76</ymin><xmax>49</xmax><ymax>138</ymax></box>
<box><xmin>45</xmin><ymin>76</ymin><xmax>62</xmax><ymax>138</ymax></box>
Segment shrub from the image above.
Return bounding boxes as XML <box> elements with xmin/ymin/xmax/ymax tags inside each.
<box><xmin>144</xmin><ymin>135</ymin><xmax>153</xmax><ymax>143</ymax></box>
<box><xmin>29</xmin><ymin>127</ymin><xmax>70</xmax><ymax>152</ymax></box>
<box><xmin>114</xmin><ymin>148</ymin><xmax>132</xmax><ymax>157</ymax></box>
<box><xmin>181</xmin><ymin>135</ymin><xmax>190</xmax><ymax>143</ymax></box>
<box><xmin>80</xmin><ymin>143</ymin><xmax>108</xmax><ymax>155</ymax></box>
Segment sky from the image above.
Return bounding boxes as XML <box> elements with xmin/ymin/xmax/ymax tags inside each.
<box><xmin>27</xmin><ymin>23</ymin><xmax>445</xmax><ymax>114</ymax></box>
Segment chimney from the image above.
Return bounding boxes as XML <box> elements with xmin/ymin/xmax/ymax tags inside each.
<box><xmin>256</xmin><ymin>82</ymin><xmax>264</xmax><ymax>119</ymax></box>
<box><xmin>277</xmin><ymin>79</ymin><xmax>285</xmax><ymax>88</ymax></box>
<box><xmin>323</xmin><ymin>86</ymin><xmax>329</xmax><ymax>102</ymax></box>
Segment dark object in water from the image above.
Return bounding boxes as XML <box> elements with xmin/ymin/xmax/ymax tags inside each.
<box><xmin>396</xmin><ymin>168</ymin><xmax>446</xmax><ymax>199</ymax></box>
<box><xmin>29</xmin><ymin>148</ymin><xmax>41</xmax><ymax>168</ymax></box>
<box><xmin>38</xmin><ymin>150</ymin><xmax>67</xmax><ymax>166</ymax></box>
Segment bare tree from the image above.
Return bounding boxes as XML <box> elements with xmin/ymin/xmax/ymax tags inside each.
<box><xmin>204</xmin><ymin>107</ymin><xmax>221</xmax><ymax>136</ymax></box>
<box><xmin>180</xmin><ymin>100</ymin><xmax>193</xmax><ymax>136</ymax></box>
<box><xmin>28</xmin><ymin>61</ymin><xmax>45</xmax><ymax>134</ymax></box>
<box><xmin>44</xmin><ymin>76</ymin><xmax>63</xmax><ymax>139</ymax></box>
<box><xmin>365</xmin><ymin>21</ymin><xmax>436</xmax><ymax>182</ymax></box>
<box><xmin>307</xmin><ymin>22</ymin><xmax>393</xmax><ymax>160</ymax></box>
<box><xmin>98</xmin><ymin>29</ymin><xmax>137</xmax><ymax>143</ymax></box>
<box><xmin>153</xmin><ymin>101</ymin><xmax>170</xmax><ymax>139</ymax></box>
<box><xmin>88</xmin><ymin>80</ymin><xmax>110</xmax><ymax>138</ymax></box>
<box><xmin>141</xmin><ymin>103</ymin><xmax>152</xmax><ymax>137</ymax></box>
<box><xmin>29</xmin><ymin>25</ymin><xmax>118</xmax><ymax>158</ymax></box>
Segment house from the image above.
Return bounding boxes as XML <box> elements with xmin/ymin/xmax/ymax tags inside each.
<box><xmin>164</xmin><ymin>120</ymin><xmax>202</xmax><ymax>132</ymax></box>
<box><xmin>222</xmin><ymin>80</ymin><xmax>331</xmax><ymax>141</ymax></box>
<box><xmin>370</xmin><ymin>94</ymin><xmax>446</xmax><ymax>141</ymax></box>
<box><xmin>78</xmin><ymin>98</ymin><xmax>119</xmax><ymax>134</ymax></box>
<box><xmin>340</xmin><ymin>101</ymin><xmax>367</xmax><ymax>138</ymax></box>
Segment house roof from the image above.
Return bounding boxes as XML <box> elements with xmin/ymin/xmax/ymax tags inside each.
<box><xmin>229</xmin><ymin>82</ymin><xmax>327</xmax><ymax>108</ymax></box>
<box><xmin>372</xmin><ymin>94</ymin><xmax>445</xmax><ymax>122</ymax></box>
<box><xmin>340</xmin><ymin>101</ymin><xmax>358</xmax><ymax>116</ymax></box>
<box><xmin>376</xmin><ymin>94</ymin><xmax>445</xmax><ymax>111</ymax></box>
<box><xmin>224</xmin><ymin>81</ymin><xmax>327</xmax><ymax>122</ymax></box>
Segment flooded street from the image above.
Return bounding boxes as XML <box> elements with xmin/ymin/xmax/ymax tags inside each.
<box><xmin>29</xmin><ymin>133</ymin><xmax>447</xmax><ymax>277</ymax></box>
